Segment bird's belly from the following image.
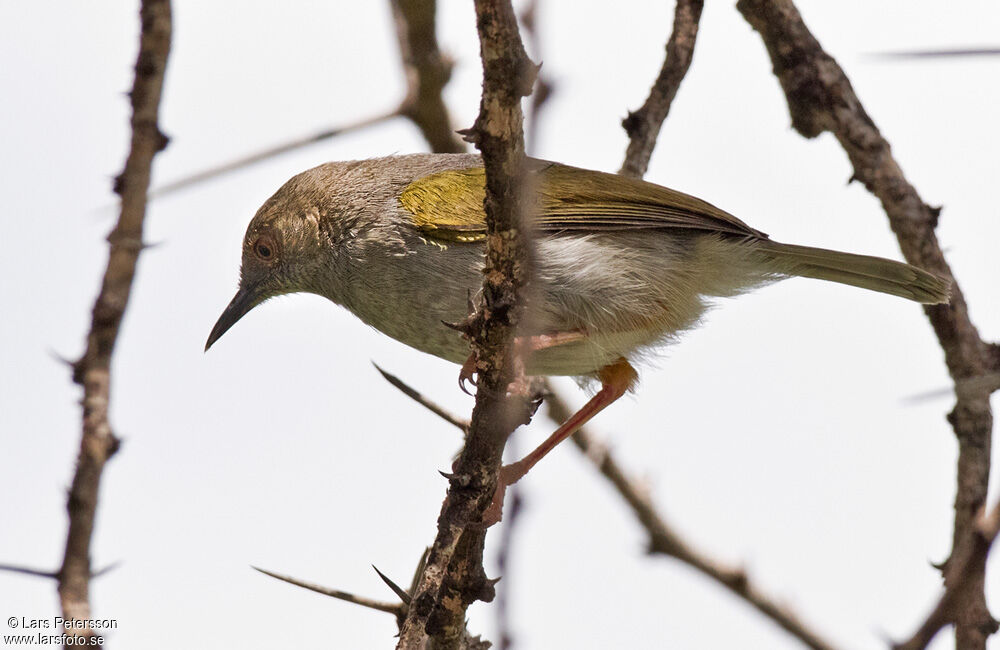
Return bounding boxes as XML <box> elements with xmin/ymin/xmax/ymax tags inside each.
<box><xmin>339</xmin><ymin>231</ymin><xmax>734</xmax><ymax>377</ymax></box>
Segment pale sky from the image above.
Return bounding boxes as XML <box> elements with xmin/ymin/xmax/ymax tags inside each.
<box><xmin>1</xmin><ymin>2</ymin><xmax>998</xmax><ymax>649</ymax></box>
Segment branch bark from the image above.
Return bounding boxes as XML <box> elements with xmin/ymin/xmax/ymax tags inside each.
<box><xmin>395</xmin><ymin>1</ymin><xmax>536</xmax><ymax>648</ymax></box>
<box><xmin>736</xmin><ymin>1</ymin><xmax>997</xmax><ymax>647</ymax></box>
<box><xmin>391</xmin><ymin>0</ymin><xmax>467</xmax><ymax>153</ymax></box>
<box><xmin>59</xmin><ymin>0</ymin><xmax>171</xmax><ymax>641</ymax></box>
<box><xmin>545</xmin><ymin>393</ymin><xmax>842</xmax><ymax>650</ymax></box>
<box><xmin>619</xmin><ymin>0</ymin><xmax>704</xmax><ymax>179</ymax></box>
<box><xmin>895</xmin><ymin>501</ymin><xmax>1000</xmax><ymax>650</ymax></box>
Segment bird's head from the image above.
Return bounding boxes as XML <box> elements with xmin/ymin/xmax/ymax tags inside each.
<box><xmin>205</xmin><ymin>169</ymin><xmax>334</xmax><ymax>351</ymax></box>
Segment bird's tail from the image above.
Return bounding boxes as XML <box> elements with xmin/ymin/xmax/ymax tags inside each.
<box><xmin>756</xmin><ymin>240</ymin><xmax>950</xmax><ymax>304</ymax></box>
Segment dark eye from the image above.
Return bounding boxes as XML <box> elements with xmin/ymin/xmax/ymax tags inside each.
<box><xmin>253</xmin><ymin>238</ymin><xmax>274</xmax><ymax>261</ymax></box>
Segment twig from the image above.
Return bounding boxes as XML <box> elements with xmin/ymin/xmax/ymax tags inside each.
<box><xmin>58</xmin><ymin>0</ymin><xmax>171</xmax><ymax>641</ymax></box>
<box><xmin>736</xmin><ymin>2</ymin><xmax>998</xmax><ymax>647</ymax></box>
<box><xmin>868</xmin><ymin>47</ymin><xmax>1000</xmax><ymax>60</ymax></box>
<box><xmin>619</xmin><ymin>0</ymin><xmax>704</xmax><ymax>179</ymax></box>
<box><xmin>894</xmin><ymin>501</ymin><xmax>1000</xmax><ymax>650</ymax></box>
<box><xmin>151</xmin><ymin>0</ymin><xmax>467</xmax><ymax>200</ymax></box>
<box><xmin>519</xmin><ymin>0</ymin><xmax>555</xmax><ymax>157</ymax></box>
<box><xmin>395</xmin><ymin>1</ymin><xmax>536</xmax><ymax>648</ymax></box>
<box><xmin>0</xmin><ymin>564</ymin><xmax>58</xmax><ymax>579</ymax></box>
<box><xmin>544</xmin><ymin>388</ymin><xmax>842</xmax><ymax>650</ymax></box>
<box><xmin>150</xmin><ymin>111</ymin><xmax>399</xmax><ymax>198</ymax></box>
<box><xmin>0</xmin><ymin>561</ymin><xmax>121</xmax><ymax>580</ymax></box>
<box><xmin>391</xmin><ymin>0</ymin><xmax>467</xmax><ymax>153</ymax></box>
<box><xmin>252</xmin><ymin>566</ymin><xmax>403</xmax><ymax>616</ymax></box>
<box><xmin>373</xmin><ymin>363</ymin><xmax>470</xmax><ymax>434</ymax></box>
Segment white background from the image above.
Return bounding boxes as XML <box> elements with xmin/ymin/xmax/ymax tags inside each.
<box><xmin>1</xmin><ymin>1</ymin><xmax>998</xmax><ymax>648</ymax></box>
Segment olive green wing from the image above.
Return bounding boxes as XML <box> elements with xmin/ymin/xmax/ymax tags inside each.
<box><xmin>398</xmin><ymin>160</ymin><xmax>767</xmax><ymax>243</ymax></box>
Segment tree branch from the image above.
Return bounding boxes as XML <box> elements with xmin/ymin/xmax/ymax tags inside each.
<box><xmin>373</xmin><ymin>363</ymin><xmax>470</xmax><ymax>435</ymax></box>
<box><xmin>736</xmin><ymin>1</ymin><xmax>997</xmax><ymax>647</ymax></box>
<box><xmin>150</xmin><ymin>111</ymin><xmax>398</xmax><ymax>198</ymax></box>
<box><xmin>894</xmin><ymin>501</ymin><xmax>1000</xmax><ymax>650</ymax></box>
<box><xmin>395</xmin><ymin>1</ymin><xmax>536</xmax><ymax>647</ymax></box>
<box><xmin>619</xmin><ymin>0</ymin><xmax>704</xmax><ymax>179</ymax></box>
<box><xmin>391</xmin><ymin>0</ymin><xmax>467</xmax><ymax>153</ymax></box>
<box><xmin>537</xmin><ymin>390</ymin><xmax>842</xmax><ymax>650</ymax></box>
<box><xmin>59</xmin><ymin>0</ymin><xmax>171</xmax><ymax>641</ymax></box>
<box><xmin>252</xmin><ymin>566</ymin><xmax>404</xmax><ymax>617</ymax></box>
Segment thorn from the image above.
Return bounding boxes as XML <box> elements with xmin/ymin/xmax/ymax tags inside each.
<box><xmin>91</xmin><ymin>561</ymin><xmax>122</xmax><ymax>578</ymax></box>
<box><xmin>928</xmin><ymin>204</ymin><xmax>942</xmax><ymax>228</ymax></box>
<box><xmin>442</xmin><ymin>319</ymin><xmax>468</xmax><ymax>333</ymax></box>
<box><xmin>621</xmin><ymin>110</ymin><xmax>642</xmax><ymax>136</ymax></box>
<box><xmin>408</xmin><ymin>548</ymin><xmax>430</xmax><ymax>596</ymax></box>
<box><xmin>474</xmin><ymin>575</ymin><xmax>500</xmax><ymax>602</ymax></box>
<box><xmin>457</xmin><ymin>127</ymin><xmax>480</xmax><ymax>145</ymax></box>
<box><xmin>372</xmin><ymin>565</ymin><xmax>411</xmax><ymax>604</ymax></box>
<box><xmin>0</xmin><ymin>563</ymin><xmax>59</xmax><ymax>579</ymax></box>
<box><xmin>155</xmin><ymin>130</ymin><xmax>171</xmax><ymax>152</ymax></box>
<box><xmin>372</xmin><ymin>361</ymin><xmax>470</xmax><ymax>433</ymax></box>
<box><xmin>439</xmin><ymin>470</ymin><xmax>471</xmax><ymax>487</ymax></box>
<box><xmin>251</xmin><ymin>565</ymin><xmax>403</xmax><ymax>615</ymax></box>
<box><xmin>48</xmin><ymin>349</ymin><xmax>76</xmax><ymax>369</ymax></box>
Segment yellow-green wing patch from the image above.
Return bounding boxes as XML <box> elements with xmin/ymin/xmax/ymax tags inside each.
<box><xmin>400</xmin><ymin>168</ymin><xmax>487</xmax><ymax>242</ymax></box>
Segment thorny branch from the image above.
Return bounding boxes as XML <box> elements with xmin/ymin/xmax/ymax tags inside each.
<box><xmin>620</xmin><ymin>0</ymin><xmax>704</xmax><ymax>179</ymax></box>
<box><xmin>737</xmin><ymin>1</ymin><xmax>997</xmax><ymax>647</ymax></box>
<box><xmin>391</xmin><ymin>0</ymin><xmax>467</xmax><ymax>153</ymax></box>
<box><xmin>59</xmin><ymin>0</ymin><xmax>171</xmax><ymax>642</ymax></box>
<box><xmin>379</xmin><ymin>362</ymin><xmax>843</xmax><ymax>650</ymax></box>
<box><xmin>895</xmin><ymin>501</ymin><xmax>1000</xmax><ymax>650</ymax></box>
<box><xmin>544</xmin><ymin>392</ymin><xmax>843</xmax><ymax>650</ymax></box>
<box><xmin>395</xmin><ymin>1</ymin><xmax>536</xmax><ymax>648</ymax></box>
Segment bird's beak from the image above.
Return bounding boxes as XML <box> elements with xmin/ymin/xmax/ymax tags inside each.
<box><xmin>205</xmin><ymin>284</ymin><xmax>261</xmax><ymax>351</ymax></box>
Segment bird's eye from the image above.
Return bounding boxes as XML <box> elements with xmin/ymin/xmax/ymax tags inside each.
<box><xmin>253</xmin><ymin>237</ymin><xmax>275</xmax><ymax>261</ymax></box>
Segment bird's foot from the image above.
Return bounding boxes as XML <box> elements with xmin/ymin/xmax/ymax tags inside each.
<box><xmin>458</xmin><ymin>353</ymin><xmax>479</xmax><ymax>395</ymax></box>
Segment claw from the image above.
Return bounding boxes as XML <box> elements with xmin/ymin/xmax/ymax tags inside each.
<box><xmin>458</xmin><ymin>354</ymin><xmax>478</xmax><ymax>395</ymax></box>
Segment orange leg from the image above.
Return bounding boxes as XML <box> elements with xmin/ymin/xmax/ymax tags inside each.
<box><xmin>484</xmin><ymin>358</ymin><xmax>638</xmax><ymax>525</ymax></box>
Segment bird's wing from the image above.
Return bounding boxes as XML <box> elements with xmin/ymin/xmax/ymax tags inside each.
<box><xmin>398</xmin><ymin>160</ymin><xmax>767</xmax><ymax>243</ymax></box>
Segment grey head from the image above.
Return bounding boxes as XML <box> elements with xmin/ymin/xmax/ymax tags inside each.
<box><xmin>204</xmin><ymin>161</ymin><xmax>369</xmax><ymax>351</ymax></box>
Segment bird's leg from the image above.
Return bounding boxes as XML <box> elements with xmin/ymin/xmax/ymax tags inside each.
<box><xmin>484</xmin><ymin>358</ymin><xmax>638</xmax><ymax>525</ymax></box>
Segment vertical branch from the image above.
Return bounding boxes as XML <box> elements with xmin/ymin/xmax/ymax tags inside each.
<box><xmin>391</xmin><ymin>0</ymin><xmax>468</xmax><ymax>153</ymax></box>
<box><xmin>59</xmin><ymin>0</ymin><xmax>172</xmax><ymax>640</ymax></box>
<box><xmin>736</xmin><ymin>1</ymin><xmax>997</xmax><ymax>647</ymax></box>
<box><xmin>619</xmin><ymin>0</ymin><xmax>704</xmax><ymax>178</ymax></box>
<box><xmin>395</xmin><ymin>1</ymin><xmax>536</xmax><ymax>648</ymax></box>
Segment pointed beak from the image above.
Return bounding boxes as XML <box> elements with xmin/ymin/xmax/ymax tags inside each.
<box><xmin>205</xmin><ymin>284</ymin><xmax>261</xmax><ymax>351</ymax></box>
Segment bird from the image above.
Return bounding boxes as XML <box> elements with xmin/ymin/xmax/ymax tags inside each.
<box><xmin>205</xmin><ymin>153</ymin><xmax>949</xmax><ymax>520</ymax></box>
